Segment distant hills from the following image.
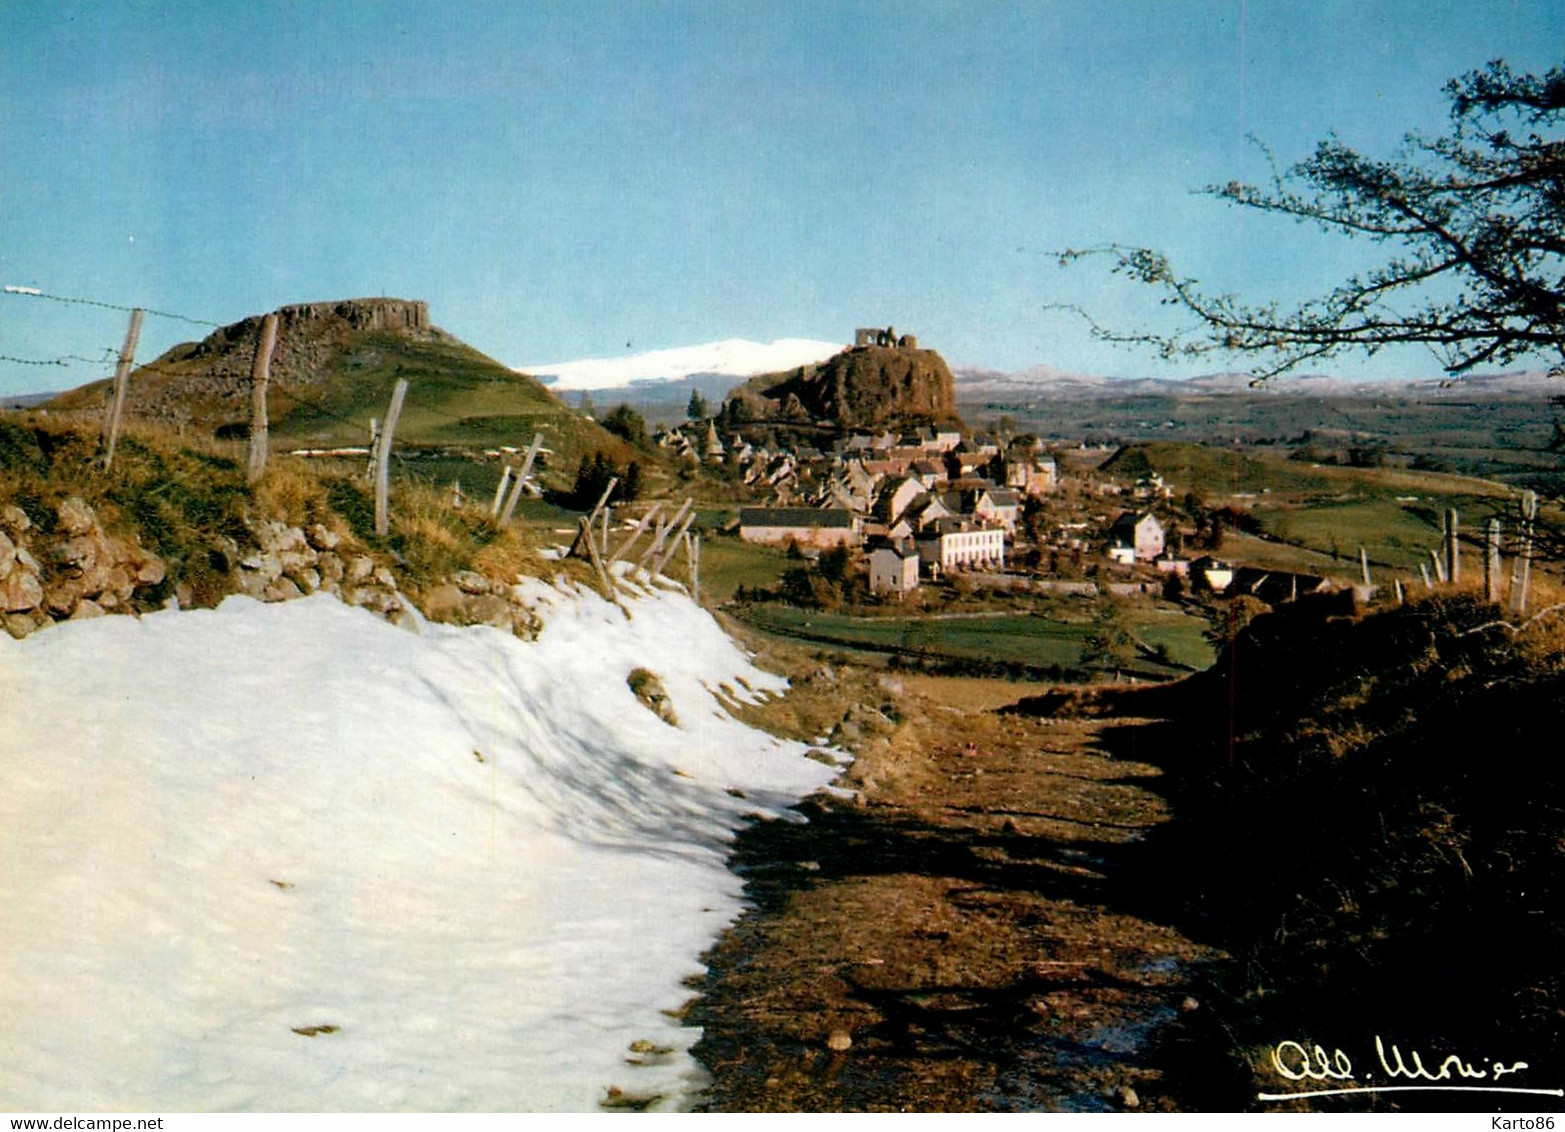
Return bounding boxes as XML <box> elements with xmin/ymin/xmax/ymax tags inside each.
<box><xmin>953</xmin><ymin>364</ymin><xmax>1559</xmax><ymax>401</ymax></box>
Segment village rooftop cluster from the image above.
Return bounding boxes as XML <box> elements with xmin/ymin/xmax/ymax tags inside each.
<box><xmin>651</xmin><ymin>396</ymin><xmax>1315</xmax><ymax>603</ymax></box>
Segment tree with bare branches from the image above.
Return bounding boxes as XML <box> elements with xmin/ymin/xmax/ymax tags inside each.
<box><xmin>1060</xmin><ymin>61</ymin><xmax>1565</xmax><ymax>383</ymax></box>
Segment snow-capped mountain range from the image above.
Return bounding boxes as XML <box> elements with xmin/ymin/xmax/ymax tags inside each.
<box><xmin>516</xmin><ymin>335</ymin><xmax>1555</xmax><ymax>403</ymax></box>
<box><xmin>519</xmin><ymin>337</ymin><xmax>846</xmax><ymax>392</ymax></box>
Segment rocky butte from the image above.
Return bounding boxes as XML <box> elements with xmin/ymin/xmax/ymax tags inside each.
<box><xmin>723</xmin><ymin>326</ymin><xmax>963</xmax><ymax>431</ymax></box>
<box><xmin>45</xmin><ymin>298</ymin><xmax>455</xmax><ymax>431</ymax></box>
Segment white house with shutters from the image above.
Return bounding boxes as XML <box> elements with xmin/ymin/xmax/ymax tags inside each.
<box><xmin>915</xmin><ymin>518</ymin><xmax>1006</xmax><ymax>575</ymax></box>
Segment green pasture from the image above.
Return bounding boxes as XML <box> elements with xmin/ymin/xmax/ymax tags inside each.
<box><xmin>737</xmin><ymin>603</ymin><xmax>1214</xmax><ymax>674</ymax></box>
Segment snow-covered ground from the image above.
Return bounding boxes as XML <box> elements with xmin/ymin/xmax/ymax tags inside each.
<box><xmin>520</xmin><ymin>337</ymin><xmax>844</xmax><ymax>392</ymax></box>
<box><xmin>0</xmin><ymin>584</ymin><xmax>840</xmax><ymax>1112</ymax></box>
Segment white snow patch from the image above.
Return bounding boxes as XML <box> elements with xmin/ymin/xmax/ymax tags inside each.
<box><xmin>520</xmin><ymin>337</ymin><xmax>845</xmax><ymax>392</ymax></box>
<box><xmin>0</xmin><ymin>587</ymin><xmax>835</xmax><ymax>1111</ymax></box>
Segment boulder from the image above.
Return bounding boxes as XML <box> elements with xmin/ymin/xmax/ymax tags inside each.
<box><xmin>627</xmin><ymin>667</ymin><xmax>680</xmax><ymax>727</ymax></box>
<box><xmin>262</xmin><ymin>577</ymin><xmax>304</xmax><ymax>603</ymax></box>
<box><xmin>0</xmin><ymin>568</ymin><xmax>43</xmax><ymax>613</ymax></box>
<box><xmin>419</xmin><ymin>584</ymin><xmax>466</xmax><ymax>621</ymax></box>
<box><xmin>43</xmin><ymin>579</ymin><xmax>83</xmax><ymax>617</ymax></box>
<box><xmin>0</xmin><ymin>504</ymin><xmax>32</xmax><ymax>534</ymax></box>
<box><xmin>131</xmin><ymin>553</ymin><xmax>167</xmax><ymax>587</ymax></box>
<box><xmin>70</xmin><ymin>599</ymin><xmax>107</xmax><ymax>620</ymax></box>
<box><xmin>305</xmin><ymin>523</ymin><xmax>340</xmax><ymax>551</ymax></box>
<box><xmin>452</xmin><ymin>570</ymin><xmax>492</xmax><ymax>595</ymax></box>
<box><xmin>50</xmin><ymin>536</ymin><xmax>99</xmax><ymax>574</ymax></box>
<box><xmin>462</xmin><ymin>593</ymin><xmax>514</xmax><ymax>630</ymax></box>
<box><xmin>240</xmin><ymin>549</ymin><xmax>282</xmax><ymax>580</ymax></box>
<box><xmin>256</xmin><ymin>521</ymin><xmax>307</xmax><ymax>554</ymax></box>
<box><xmin>3</xmin><ymin>611</ymin><xmax>42</xmax><ymax>639</ymax></box>
<box><xmin>56</xmin><ymin>496</ymin><xmax>97</xmax><ymax>536</ymax></box>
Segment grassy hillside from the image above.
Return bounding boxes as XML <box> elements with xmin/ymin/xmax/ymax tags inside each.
<box><xmin>45</xmin><ymin>320</ymin><xmax>638</xmax><ymax>493</ymax></box>
<box><xmin>1107</xmin><ymin>441</ymin><xmax>1525</xmax><ymax>573</ymax></box>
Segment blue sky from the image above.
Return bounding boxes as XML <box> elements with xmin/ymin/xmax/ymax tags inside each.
<box><xmin>2</xmin><ymin>1</ymin><xmax>1561</xmax><ymax>394</ymax></box>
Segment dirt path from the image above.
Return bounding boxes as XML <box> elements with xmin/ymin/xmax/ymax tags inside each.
<box><xmin>689</xmin><ymin>672</ymin><xmax>1239</xmax><ymax>1112</ymax></box>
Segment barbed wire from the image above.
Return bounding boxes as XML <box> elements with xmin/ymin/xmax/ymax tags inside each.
<box><xmin>1</xmin><ymin>354</ymin><xmax>69</xmax><ymax>367</ymax></box>
<box><xmin>0</xmin><ymin>349</ymin><xmax>118</xmax><ymax>369</ymax></box>
<box><xmin>3</xmin><ymin>286</ymin><xmax>221</xmax><ymax>328</ymax></box>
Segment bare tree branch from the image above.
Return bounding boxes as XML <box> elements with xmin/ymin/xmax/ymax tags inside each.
<box><xmin>1059</xmin><ymin>61</ymin><xmax>1565</xmax><ymax>382</ymax></box>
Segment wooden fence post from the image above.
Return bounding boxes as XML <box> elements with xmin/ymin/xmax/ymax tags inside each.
<box><xmin>1358</xmin><ymin>546</ymin><xmax>1371</xmax><ymax>589</ymax></box>
<box><xmin>608</xmin><ymin>501</ymin><xmax>663</xmax><ymax>566</ymax></box>
<box><xmin>637</xmin><ymin>498</ymin><xmax>693</xmax><ymax>572</ymax></box>
<box><xmin>1514</xmin><ymin>490</ymin><xmax>1537</xmax><ymax>615</ymax></box>
<box><xmin>580</xmin><ymin>516</ymin><xmax>629</xmax><ymax>616</ymax></box>
<box><xmin>499</xmin><ymin>433</ymin><xmax>544</xmax><ymax>526</ymax></box>
<box><xmin>566</xmin><ymin>476</ymin><xmax>618</xmax><ymax>558</ymax></box>
<box><xmin>101</xmin><ymin>307</ymin><xmax>144</xmax><ymax>472</ymax></box>
<box><xmin>246</xmin><ymin>312</ymin><xmax>278</xmax><ymax>485</ymax></box>
<box><xmin>490</xmin><ymin>466</ymin><xmax>512</xmax><ymax>517</ymax></box>
<box><xmin>1444</xmin><ymin>508</ymin><xmax>1460</xmax><ymax>585</ymax></box>
<box><xmin>650</xmin><ymin>511</ymin><xmax>696</xmax><ymax>578</ymax></box>
<box><xmin>373</xmin><ymin>379</ymin><xmax>409</xmax><ymax>537</ymax></box>
<box><xmin>1484</xmin><ymin>518</ymin><xmax>1501</xmax><ymax>605</ymax></box>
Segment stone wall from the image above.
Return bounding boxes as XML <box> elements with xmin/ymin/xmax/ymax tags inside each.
<box><xmin>1</xmin><ymin>496</ymin><xmax>540</xmax><ymax>641</ymax></box>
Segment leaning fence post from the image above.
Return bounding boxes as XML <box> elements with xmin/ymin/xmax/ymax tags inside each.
<box><xmin>608</xmin><ymin>501</ymin><xmax>663</xmax><ymax>566</ymax></box>
<box><xmin>490</xmin><ymin>465</ymin><xmax>512</xmax><ymax>517</ymax></box>
<box><xmin>500</xmin><ymin>433</ymin><xmax>544</xmax><ymax>526</ymax></box>
<box><xmin>637</xmin><ymin>498</ymin><xmax>692</xmax><ymax>572</ymax></box>
<box><xmin>101</xmin><ymin>307</ymin><xmax>144</xmax><ymax>472</ymax></box>
<box><xmin>373</xmin><ymin>379</ymin><xmax>409</xmax><ymax>537</ymax></box>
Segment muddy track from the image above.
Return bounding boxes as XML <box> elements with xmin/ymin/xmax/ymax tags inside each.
<box><xmin>689</xmin><ymin>681</ymin><xmax>1249</xmax><ymax>1111</ymax></box>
